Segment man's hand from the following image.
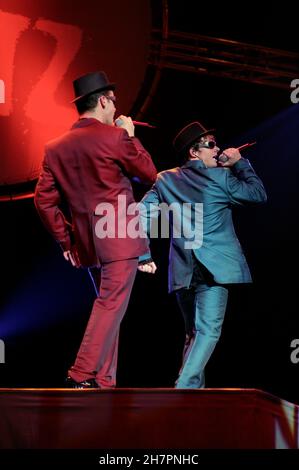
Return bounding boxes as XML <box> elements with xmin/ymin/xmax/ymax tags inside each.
<box><xmin>115</xmin><ymin>115</ymin><xmax>135</xmax><ymax>137</ymax></box>
<box><xmin>63</xmin><ymin>249</ymin><xmax>81</xmax><ymax>268</ymax></box>
<box><xmin>138</xmin><ymin>261</ymin><xmax>157</xmax><ymax>274</ymax></box>
<box><xmin>218</xmin><ymin>148</ymin><xmax>241</xmax><ymax>167</ymax></box>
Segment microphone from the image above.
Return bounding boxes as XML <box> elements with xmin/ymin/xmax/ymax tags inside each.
<box><xmin>218</xmin><ymin>141</ymin><xmax>257</xmax><ymax>163</ymax></box>
<box><xmin>115</xmin><ymin>118</ymin><xmax>156</xmax><ymax>129</ymax></box>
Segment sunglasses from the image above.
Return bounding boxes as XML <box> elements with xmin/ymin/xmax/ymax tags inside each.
<box><xmin>193</xmin><ymin>140</ymin><xmax>217</xmax><ymax>150</ymax></box>
<box><xmin>105</xmin><ymin>95</ymin><xmax>116</xmax><ymax>104</ymax></box>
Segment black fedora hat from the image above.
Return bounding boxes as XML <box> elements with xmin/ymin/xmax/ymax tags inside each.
<box><xmin>72</xmin><ymin>71</ymin><xmax>115</xmax><ymax>103</ymax></box>
<box><xmin>173</xmin><ymin>121</ymin><xmax>215</xmax><ymax>155</ymax></box>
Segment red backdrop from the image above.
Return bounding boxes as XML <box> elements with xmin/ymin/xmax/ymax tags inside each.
<box><xmin>0</xmin><ymin>0</ymin><xmax>151</xmax><ymax>186</ymax></box>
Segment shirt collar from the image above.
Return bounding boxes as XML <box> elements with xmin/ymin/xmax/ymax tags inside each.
<box><xmin>182</xmin><ymin>159</ymin><xmax>207</xmax><ymax>170</ymax></box>
<box><xmin>71</xmin><ymin>117</ymin><xmax>102</xmax><ymax>130</ymax></box>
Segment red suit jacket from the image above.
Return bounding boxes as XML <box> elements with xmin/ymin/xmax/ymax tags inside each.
<box><xmin>34</xmin><ymin>118</ymin><xmax>157</xmax><ymax>267</ymax></box>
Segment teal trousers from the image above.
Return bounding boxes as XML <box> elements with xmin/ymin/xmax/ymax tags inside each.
<box><xmin>175</xmin><ymin>283</ymin><xmax>228</xmax><ymax>388</ymax></box>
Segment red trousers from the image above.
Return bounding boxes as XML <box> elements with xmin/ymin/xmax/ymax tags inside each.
<box><xmin>68</xmin><ymin>258</ymin><xmax>138</xmax><ymax>387</ymax></box>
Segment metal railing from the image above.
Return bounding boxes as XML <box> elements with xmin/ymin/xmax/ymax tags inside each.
<box><xmin>149</xmin><ymin>29</ymin><xmax>299</xmax><ymax>89</ymax></box>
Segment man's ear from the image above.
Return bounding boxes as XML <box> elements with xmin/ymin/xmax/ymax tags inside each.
<box><xmin>99</xmin><ymin>95</ymin><xmax>106</xmax><ymax>109</ymax></box>
<box><xmin>189</xmin><ymin>147</ymin><xmax>197</xmax><ymax>158</ymax></box>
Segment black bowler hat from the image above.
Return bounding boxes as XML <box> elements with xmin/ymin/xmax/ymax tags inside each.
<box><xmin>72</xmin><ymin>71</ymin><xmax>115</xmax><ymax>103</ymax></box>
<box><xmin>173</xmin><ymin>121</ymin><xmax>215</xmax><ymax>155</ymax></box>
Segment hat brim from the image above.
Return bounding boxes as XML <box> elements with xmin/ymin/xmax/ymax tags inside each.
<box><xmin>180</xmin><ymin>128</ymin><xmax>216</xmax><ymax>153</ymax></box>
<box><xmin>71</xmin><ymin>83</ymin><xmax>116</xmax><ymax>103</ymax></box>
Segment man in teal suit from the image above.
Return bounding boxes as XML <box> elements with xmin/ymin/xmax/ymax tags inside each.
<box><xmin>138</xmin><ymin>121</ymin><xmax>267</xmax><ymax>388</ymax></box>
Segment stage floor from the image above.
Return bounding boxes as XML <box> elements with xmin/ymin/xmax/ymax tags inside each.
<box><xmin>0</xmin><ymin>388</ymin><xmax>298</xmax><ymax>449</ymax></box>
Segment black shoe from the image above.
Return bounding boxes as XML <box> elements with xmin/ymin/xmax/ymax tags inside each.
<box><xmin>65</xmin><ymin>376</ymin><xmax>99</xmax><ymax>389</ymax></box>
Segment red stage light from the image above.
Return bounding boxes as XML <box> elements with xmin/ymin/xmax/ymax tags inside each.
<box><xmin>0</xmin><ymin>0</ymin><xmax>151</xmax><ymax>196</ymax></box>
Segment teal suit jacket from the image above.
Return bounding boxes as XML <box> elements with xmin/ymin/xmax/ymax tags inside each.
<box><xmin>140</xmin><ymin>158</ymin><xmax>267</xmax><ymax>292</ymax></box>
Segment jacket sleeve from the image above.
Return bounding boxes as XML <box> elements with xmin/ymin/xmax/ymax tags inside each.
<box><xmin>34</xmin><ymin>151</ymin><xmax>72</xmax><ymax>251</ymax></box>
<box><xmin>137</xmin><ymin>183</ymin><xmax>161</xmax><ymax>264</ymax></box>
<box><xmin>223</xmin><ymin>158</ymin><xmax>267</xmax><ymax>206</ymax></box>
<box><xmin>117</xmin><ymin>130</ymin><xmax>157</xmax><ymax>185</ymax></box>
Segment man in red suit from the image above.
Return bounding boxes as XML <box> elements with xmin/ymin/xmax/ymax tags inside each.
<box><xmin>34</xmin><ymin>71</ymin><xmax>157</xmax><ymax>388</ymax></box>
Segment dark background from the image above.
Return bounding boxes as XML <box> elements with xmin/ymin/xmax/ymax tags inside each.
<box><xmin>0</xmin><ymin>1</ymin><xmax>299</xmax><ymax>404</ymax></box>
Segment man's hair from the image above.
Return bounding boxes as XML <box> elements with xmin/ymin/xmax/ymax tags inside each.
<box><xmin>75</xmin><ymin>91</ymin><xmax>104</xmax><ymax>115</ymax></box>
<box><xmin>178</xmin><ymin>135</ymin><xmax>213</xmax><ymax>165</ymax></box>
<box><xmin>177</xmin><ymin>150</ymin><xmax>190</xmax><ymax>166</ymax></box>
<box><xmin>178</xmin><ymin>141</ymin><xmax>200</xmax><ymax>166</ymax></box>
